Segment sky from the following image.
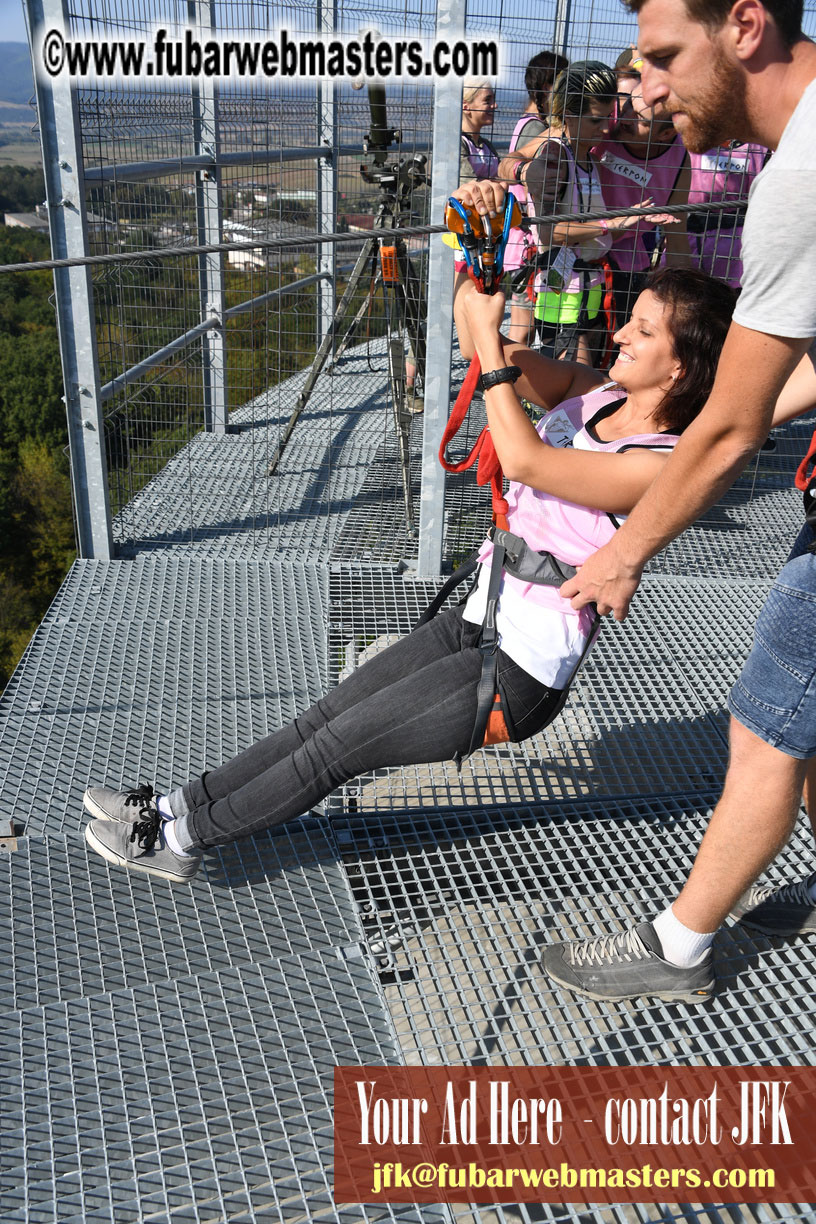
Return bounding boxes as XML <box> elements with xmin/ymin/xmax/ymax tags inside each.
<box><xmin>1</xmin><ymin>0</ymin><xmax>27</xmax><ymax>42</ymax></box>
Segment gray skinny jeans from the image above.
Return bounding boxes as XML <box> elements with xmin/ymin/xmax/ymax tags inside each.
<box><xmin>169</xmin><ymin>606</ymin><xmax>562</xmax><ymax>850</ymax></box>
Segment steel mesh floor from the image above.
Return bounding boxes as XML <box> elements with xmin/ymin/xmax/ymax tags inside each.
<box><xmin>0</xmin><ymin>951</ymin><xmax>422</xmax><ymax>1224</ymax></box>
<box><xmin>0</xmin><ymin>820</ymin><xmax>360</xmax><ymax>1013</ymax></box>
<box><xmin>0</xmin><ymin>559</ymin><xmax>328</xmax><ymax>836</ymax></box>
<box><xmin>114</xmin><ymin>347</ymin><xmax>425</xmax><ymax>565</ymax></box>
<box><xmin>334</xmin><ymin>793</ymin><xmax>816</xmax><ymax>1069</ymax></box>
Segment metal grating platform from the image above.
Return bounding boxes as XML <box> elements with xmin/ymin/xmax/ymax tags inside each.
<box><xmin>0</xmin><ymin>820</ymin><xmax>361</xmax><ymax>1013</ymax></box>
<box><xmin>0</xmin><ymin>559</ymin><xmax>328</xmax><ymax>836</ymax></box>
<box><xmin>114</xmin><ymin>347</ymin><xmax>426</xmax><ymax>565</ymax></box>
<box><xmin>334</xmin><ymin>793</ymin><xmax>816</xmax><ymax>1069</ymax></box>
<box><xmin>0</xmin><ymin>952</ymin><xmax>427</xmax><ymax>1224</ymax></box>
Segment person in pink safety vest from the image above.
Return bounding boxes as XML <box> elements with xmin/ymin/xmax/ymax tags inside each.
<box><xmin>595</xmin><ymin>84</ymin><xmax>692</xmax><ymax>332</ymax></box>
<box><xmin>687</xmin><ymin>142</ymin><xmax>769</xmax><ymax>287</ymax></box>
<box><xmin>504</xmin><ymin>50</ymin><xmax>569</xmax><ymax>344</ymax></box>
<box><xmin>459</xmin><ymin>81</ymin><xmax>500</xmax><ymax>184</ymax></box>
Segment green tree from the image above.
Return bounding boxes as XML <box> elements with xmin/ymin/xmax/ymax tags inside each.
<box><xmin>0</xmin><ymin>166</ymin><xmax>45</xmax><ymax>214</ymax></box>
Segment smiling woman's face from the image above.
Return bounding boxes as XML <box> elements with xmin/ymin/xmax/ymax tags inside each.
<box><xmin>608</xmin><ymin>290</ymin><xmax>682</xmax><ymax>392</ymax></box>
<box><xmin>464</xmin><ymin>88</ymin><xmax>498</xmax><ymax>130</ymax></box>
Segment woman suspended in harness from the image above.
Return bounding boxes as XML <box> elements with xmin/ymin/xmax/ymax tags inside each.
<box><xmin>82</xmin><ymin>268</ymin><xmax>736</xmax><ymax>885</ymax></box>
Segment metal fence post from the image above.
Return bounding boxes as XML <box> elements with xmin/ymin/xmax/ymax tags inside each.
<box><xmin>554</xmin><ymin>0</ymin><xmax>573</xmax><ymax>57</ymax></box>
<box><xmin>26</xmin><ymin>0</ymin><xmax>113</xmax><ymax>559</ymax></box>
<box><xmin>316</xmin><ymin>0</ymin><xmax>338</xmax><ymax>347</ymax></box>
<box><xmin>416</xmin><ymin>0</ymin><xmax>464</xmax><ymax>578</ymax></box>
<box><xmin>190</xmin><ymin>0</ymin><xmax>228</xmax><ymax>433</ymax></box>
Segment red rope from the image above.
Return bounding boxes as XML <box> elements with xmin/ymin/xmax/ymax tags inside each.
<box><xmin>795</xmin><ymin>426</ymin><xmax>816</xmax><ymax>493</ymax></box>
<box><xmin>600</xmin><ymin>259</ymin><xmax>617</xmax><ymax>368</ymax></box>
<box><xmin>439</xmin><ymin>353</ymin><xmax>510</xmax><ymax>531</ymax></box>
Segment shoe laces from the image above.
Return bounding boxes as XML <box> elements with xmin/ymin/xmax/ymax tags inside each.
<box><xmin>129</xmin><ymin>806</ymin><xmax>162</xmax><ymax>852</ymax></box>
<box><xmin>568</xmin><ymin>926</ymin><xmax>648</xmax><ymax>968</ymax></box>
<box><xmin>749</xmin><ymin>876</ymin><xmax>815</xmax><ymax>908</ymax></box>
<box><xmin>124</xmin><ymin>783</ymin><xmax>155</xmax><ymax>818</ymax></box>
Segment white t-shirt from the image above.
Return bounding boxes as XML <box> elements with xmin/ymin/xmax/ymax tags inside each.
<box><xmin>733</xmin><ymin>77</ymin><xmax>816</xmax><ymax>348</ymax></box>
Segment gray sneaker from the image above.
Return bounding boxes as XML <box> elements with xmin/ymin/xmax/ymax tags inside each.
<box><xmin>84</xmin><ymin>782</ymin><xmax>160</xmax><ymax>825</ymax></box>
<box><xmin>732</xmin><ymin>873</ymin><xmax>816</xmax><ymax>936</ymax></box>
<box><xmin>404</xmin><ymin>389</ymin><xmax>424</xmax><ymax>415</ymax></box>
<box><xmin>84</xmin><ymin>811</ymin><xmax>201</xmax><ymax>884</ymax></box>
<box><xmin>542</xmin><ymin>921</ymin><xmax>714</xmax><ymax>1003</ymax></box>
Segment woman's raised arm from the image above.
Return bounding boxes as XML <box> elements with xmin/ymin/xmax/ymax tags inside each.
<box><xmin>453</xmin><ymin>279</ymin><xmax>604</xmax><ymax>411</ymax></box>
<box><xmin>461</xmin><ymin>290</ymin><xmax>670</xmax><ymax>515</ymax></box>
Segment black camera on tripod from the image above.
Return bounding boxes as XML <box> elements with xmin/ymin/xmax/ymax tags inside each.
<box><xmin>358</xmin><ymin>84</ymin><xmax>428</xmax><ymax>221</ymax></box>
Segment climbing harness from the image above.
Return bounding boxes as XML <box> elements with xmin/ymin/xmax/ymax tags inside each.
<box><xmin>415</xmin><ymin>526</ymin><xmax>601</xmax><ymax>758</ymax></box>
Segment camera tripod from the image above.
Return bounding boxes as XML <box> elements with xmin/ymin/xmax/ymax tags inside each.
<box><xmin>267</xmin><ymin>90</ymin><xmax>427</xmax><ymax>535</ymax></box>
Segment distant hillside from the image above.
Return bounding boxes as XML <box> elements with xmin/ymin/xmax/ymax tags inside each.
<box><xmin>0</xmin><ymin>43</ymin><xmax>34</xmax><ymax>107</ymax></box>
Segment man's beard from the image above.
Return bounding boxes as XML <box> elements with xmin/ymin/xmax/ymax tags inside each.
<box><xmin>677</xmin><ymin>45</ymin><xmax>751</xmax><ymax>152</ymax></box>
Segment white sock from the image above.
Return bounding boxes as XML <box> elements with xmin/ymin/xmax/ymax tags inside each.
<box><xmin>653</xmin><ymin>905</ymin><xmax>714</xmax><ymax>968</ymax></box>
<box><xmin>163</xmin><ymin>818</ymin><xmax>195</xmax><ymax>858</ymax></box>
<box><xmin>157</xmin><ymin>795</ymin><xmax>174</xmax><ymax>820</ymax></box>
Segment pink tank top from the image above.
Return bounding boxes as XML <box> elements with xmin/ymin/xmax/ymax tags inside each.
<box><xmin>463</xmin><ymin>383</ymin><xmax>680</xmax><ymax>685</ymax></box>
<box><xmin>595</xmin><ymin>133</ymin><xmax>688</xmax><ymax>273</ymax></box>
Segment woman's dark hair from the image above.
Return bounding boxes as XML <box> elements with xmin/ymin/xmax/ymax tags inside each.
<box><xmin>624</xmin><ymin>0</ymin><xmax>802</xmax><ymax>49</ymax></box>
<box><xmin>549</xmin><ymin>61</ymin><xmax>618</xmax><ymax>123</ymax></box>
<box><xmin>643</xmin><ymin>267</ymin><xmax>737</xmax><ymax>432</ymax></box>
<box><xmin>525</xmin><ymin>50</ymin><xmax>569</xmax><ymax>116</ymax></box>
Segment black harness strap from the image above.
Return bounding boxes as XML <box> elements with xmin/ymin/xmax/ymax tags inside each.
<box><xmin>414</xmin><ymin>527</ymin><xmax>600</xmax><ymax>761</ymax></box>
<box><xmin>466</xmin><ymin>533</ymin><xmax>508</xmax><ymax>758</ymax></box>
<box><xmin>413</xmin><ymin>554</ymin><xmax>479</xmax><ymax>630</ymax></box>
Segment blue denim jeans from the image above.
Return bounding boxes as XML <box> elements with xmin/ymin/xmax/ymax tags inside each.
<box><xmin>169</xmin><ymin>606</ymin><xmax>563</xmax><ymax>849</ymax></box>
<box><xmin>728</xmin><ymin>522</ymin><xmax>816</xmax><ymax>759</ymax></box>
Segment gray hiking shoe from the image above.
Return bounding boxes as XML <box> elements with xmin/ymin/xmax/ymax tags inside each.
<box><xmin>85</xmin><ymin>810</ymin><xmax>201</xmax><ymax>884</ymax></box>
<box><xmin>542</xmin><ymin>921</ymin><xmax>714</xmax><ymax>1003</ymax></box>
<box><xmin>404</xmin><ymin>389</ymin><xmax>424</xmax><ymax>414</ymax></box>
<box><xmin>84</xmin><ymin>782</ymin><xmax>160</xmax><ymax>825</ymax></box>
<box><xmin>731</xmin><ymin>873</ymin><xmax>816</xmax><ymax>936</ymax></box>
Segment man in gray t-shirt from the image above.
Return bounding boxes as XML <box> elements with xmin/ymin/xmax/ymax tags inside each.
<box><xmin>735</xmin><ymin>80</ymin><xmax>816</xmax><ymax>343</ymax></box>
<box><xmin>541</xmin><ymin>0</ymin><xmax>816</xmax><ymax>1002</ymax></box>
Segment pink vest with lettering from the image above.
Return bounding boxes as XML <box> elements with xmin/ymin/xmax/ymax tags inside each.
<box><xmin>595</xmin><ymin>134</ymin><xmax>688</xmax><ymax>273</ymax></box>
<box><xmin>504</xmin><ymin>113</ymin><xmax>545</xmax><ymax>272</ymax></box>
<box><xmin>688</xmin><ymin>143</ymin><xmax>767</xmax><ymax>206</ymax></box>
<box><xmin>686</xmin><ymin>143</ymin><xmax>767</xmax><ymax>286</ymax></box>
<box><xmin>465</xmin><ymin>383</ymin><xmax>680</xmax><ymax>663</ymax></box>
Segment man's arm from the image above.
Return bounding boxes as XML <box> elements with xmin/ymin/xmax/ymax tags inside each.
<box><xmin>560</xmin><ymin>322</ymin><xmax>813</xmax><ymax>620</ymax></box>
<box><xmin>771</xmin><ymin>346</ymin><xmax>816</xmax><ymax>425</ymax></box>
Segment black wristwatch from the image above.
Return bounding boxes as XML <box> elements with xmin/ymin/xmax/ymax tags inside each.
<box><xmin>478</xmin><ymin>365</ymin><xmax>522</xmax><ymax>392</ymax></box>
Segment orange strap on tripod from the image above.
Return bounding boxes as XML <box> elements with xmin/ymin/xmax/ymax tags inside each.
<box><xmin>438</xmin><ymin>353</ymin><xmax>510</xmax><ymax>532</ymax></box>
